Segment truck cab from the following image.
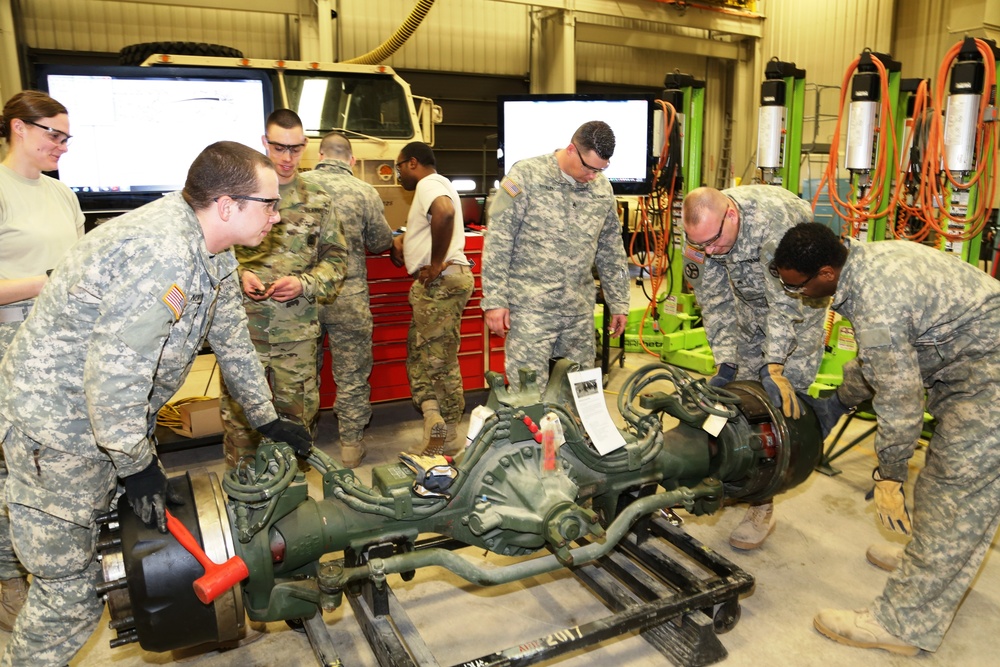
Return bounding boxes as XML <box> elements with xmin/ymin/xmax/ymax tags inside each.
<box><xmin>140</xmin><ymin>54</ymin><xmax>441</xmax><ymax>227</ymax></box>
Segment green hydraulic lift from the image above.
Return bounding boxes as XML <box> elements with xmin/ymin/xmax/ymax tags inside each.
<box><xmin>757</xmin><ymin>58</ymin><xmax>806</xmax><ymax>193</ymax></box>
<box><xmin>842</xmin><ymin>50</ymin><xmax>902</xmax><ymax>242</ymax></box>
<box><xmin>934</xmin><ymin>37</ymin><xmax>999</xmax><ymax>265</ymax></box>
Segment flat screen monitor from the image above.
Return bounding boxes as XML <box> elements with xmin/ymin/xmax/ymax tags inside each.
<box><xmin>36</xmin><ymin>64</ymin><xmax>274</xmax><ymax>211</ymax></box>
<box><xmin>497</xmin><ymin>94</ymin><xmax>655</xmax><ymax>195</ymax></box>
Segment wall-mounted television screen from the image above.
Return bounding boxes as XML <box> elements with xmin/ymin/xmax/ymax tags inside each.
<box><xmin>497</xmin><ymin>94</ymin><xmax>655</xmax><ymax>195</ymax></box>
<box><xmin>36</xmin><ymin>64</ymin><xmax>273</xmax><ymax>212</ymax></box>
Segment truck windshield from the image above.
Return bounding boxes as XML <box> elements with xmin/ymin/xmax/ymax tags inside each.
<box><xmin>282</xmin><ymin>72</ymin><xmax>415</xmax><ymax>140</ymax></box>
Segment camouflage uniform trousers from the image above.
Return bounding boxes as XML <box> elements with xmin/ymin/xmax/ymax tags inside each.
<box><xmin>0</xmin><ymin>426</ymin><xmax>115</xmax><ymax>667</ymax></box>
<box><xmin>319</xmin><ymin>293</ymin><xmax>375</xmax><ymax>442</ymax></box>
<box><xmin>504</xmin><ymin>308</ymin><xmax>595</xmax><ymax>393</ymax></box>
<box><xmin>871</xmin><ymin>348</ymin><xmax>1000</xmax><ymax>651</ymax></box>
<box><xmin>728</xmin><ymin>296</ymin><xmax>826</xmax><ymax>392</ymax></box>
<box><xmin>220</xmin><ymin>337</ymin><xmax>318</xmax><ymax>467</ymax></box>
<box><xmin>406</xmin><ymin>268</ymin><xmax>474</xmax><ymax>424</ymax></box>
<box><xmin>0</xmin><ymin>323</ymin><xmax>28</xmax><ymax>582</ymax></box>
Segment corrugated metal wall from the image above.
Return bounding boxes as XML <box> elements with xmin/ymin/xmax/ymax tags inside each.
<box><xmin>573</xmin><ymin>11</ymin><xmax>711</xmax><ymax>88</ymax></box>
<box><xmin>337</xmin><ymin>0</ymin><xmax>529</xmax><ymax>75</ymax></box>
<box><xmin>18</xmin><ymin>0</ymin><xmax>717</xmax><ymax>86</ymax></box>
<box><xmin>760</xmin><ymin>0</ymin><xmax>895</xmax><ymax>86</ymax></box>
<box><xmin>18</xmin><ymin>0</ymin><xmax>292</xmax><ymax>58</ymax></box>
<box><xmin>891</xmin><ymin>0</ymin><xmax>954</xmax><ymax>80</ymax></box>
<box><xmin>15</xmin><ymin>1</ymin><xmax>971</xmax><ymax>86</ymax></box>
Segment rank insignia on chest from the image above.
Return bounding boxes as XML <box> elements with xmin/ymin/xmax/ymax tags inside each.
<box><xmin>500</xmin><ymin>177</ymin><xmax>522</xmax><ymax>198</ymax></box>
<box><xmin>162</xmin><ymin>283</ymin><xmax>187</xmax><ymax>321</ymax></box>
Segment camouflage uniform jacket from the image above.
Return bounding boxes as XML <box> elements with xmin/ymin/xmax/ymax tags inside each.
<box><xmin>832</xmin><ymin>239</ymin><xmax>1000</xmax><ymax>481</ymax></box>
<box><xmin>687</xmin><ymin>185</ymin><xmax>815</xmax><ymax>367</ymax></box>
<box><xmin>236</xmin><ymin>175</ymin><xmax>347</xmax><ymax>343</ymax></box>
<box><xmin>482</xmin><ymin>153</ymin><xmax>629</xmax><ymax>315</ymax></box>
<box><xmin>0</xmin><ymin>192</ymin><xmax>277</xmax><ymax>478</ymax></box>
<box><xmin>301</xmin><ymin>159</ymin><xmax>392</xmax><ymax>299</ymax></box>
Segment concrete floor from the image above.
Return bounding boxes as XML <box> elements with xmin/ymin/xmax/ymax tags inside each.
<box><xmin>10</xmin><ymin>307</ymin><xmax>997</xmax><ymax>666</ymax></box>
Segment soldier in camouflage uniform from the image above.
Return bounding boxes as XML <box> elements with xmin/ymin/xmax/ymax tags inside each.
<box><xmin>774</xmin><ymin>223</ymin><xmax>1000</xmax><ymax>657</ymax></box>
<box><xmin>482</xmin><ymin>121</ymin><xmax>629</xmax><ymax>393</ymax></box>
<box><xmin>302</xmin><ymin>132</ymin><xmax>393</xmax><ymax>467</ymax></box>
<box><xmin>0</xmin><ymin>142</ymin><xmax>311</xmax><ymax>667</ymax></box>
<box><xmin>682</xmin><ymin>185</ymin><xmax>827</xmax><ymax>550</ymax></box>
<box><xmin>220</xmin><ymin>110</ymin><xmax>348</xmax><ymax>468</ymax></box>
<box><xmin>391</xmin><ymin>142</ymin><xmax>473</xmax><ymax>455</ymax></box>
<box><xmin>0</xmin><ymin>90</ymin><xmax>85</xmax><ymax>631</ymax></box>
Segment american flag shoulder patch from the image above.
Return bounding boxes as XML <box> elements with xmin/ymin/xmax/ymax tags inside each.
<box><xmin>683</xmin><ymin>245</ymin><xmax>706</xmax><ymax>263</ymax></box>
<box><xmin>162</xmin><ymin>283</ymin><xmax>186</xmax><ymax>321</ymax></box>
<box><xmin>500</xmin><ymin>177</ymin><xmax>522</xmax><ymax>198</ymax></box>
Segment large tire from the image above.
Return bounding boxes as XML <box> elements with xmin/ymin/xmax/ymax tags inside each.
<box><xmin>118</xmin><ymin>41</ymin><xmax>244</xmax><ymax>66</ymax></box>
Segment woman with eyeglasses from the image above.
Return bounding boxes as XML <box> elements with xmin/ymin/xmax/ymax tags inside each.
<box><xmin>0</xmin><ymin>90</ymin><xmax>84</xmax><ymax>631</ymax></box>
<box><xmin>0</xmin><ymin>91</ymin><xmax>82</xmax><ymax>314</ymax></box>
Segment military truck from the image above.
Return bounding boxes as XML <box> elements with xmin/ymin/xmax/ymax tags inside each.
<box><xmin>34</xmin><ymin>52</ymin><xmax>441</xmax><ymax>227</ymax></box>
<box><xmin>141</xmin><ymin>54</ymin><xmax>441</xmax><ymax>227</ymax></box>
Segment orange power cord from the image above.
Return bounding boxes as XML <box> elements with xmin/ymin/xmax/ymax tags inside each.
<box><xmin>819</xmin><ymin>41</ymin><xmax>998</xmax><ymax>246</ymax></box>
<box><xmin>811</xmin><ymin>51</ymin><xmax>899</xmax><ymax>238</ymax></box>
<box><xmin>630</xmin><ymin>100</ymin><xmax>679</xmax><ymax>356</ymax></box>
<box><xmin>907</xmin><ymin>38</ymin><xmax>998</xmax><ymax>243</ymax></box>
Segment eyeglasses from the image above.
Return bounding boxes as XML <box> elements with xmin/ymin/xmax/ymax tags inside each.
<box><xmin>572</xmin><ymin>143</ymin><xmax>608</xmax><ymax>173</ymax></box>
<box><xmin>216</xmin><ymin>194</ymin><xmax>281</xmax><ymax>213</ymax></box>
<box><xmin>266</xmin><ymin>139</ymin><xmax>307</xmax><ymax>157</ymax></box>
<box><xmin>768</xmin><ymin>262</ymin><xmax>818</xmax><ymax>294</ymax></box>
<box><xmin>687</xmin><ymin>205</ymin><xmax>729</xmax><ymax>251</ymax></box>
<box><xmin>24</xmin><ymin>120</ymin><xmax>72</xmax><ymax>146</ymax></box>
<box><xmin>395</xmin><ymin>159</ymin><xmax>410</xmax><ymax>175</ymax></box>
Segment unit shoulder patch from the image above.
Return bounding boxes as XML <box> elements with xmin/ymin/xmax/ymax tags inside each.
<box><xmin>161</xmin><ymin>283</ymin><xmax>186</xmax><ymax>321</ymax></box>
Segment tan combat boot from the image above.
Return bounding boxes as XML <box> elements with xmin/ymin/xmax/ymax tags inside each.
<box><xmin>729</xmin><ymin>501</ymin><xmax>776</xmax><ymax>550</ymax></box>
<box><xmin>0</xmin><ymin>576</ymin><xmax>29</xmax><ymax>632</ymax></box>
<box><xmin>814</xmin><ymin>608</ymin><xmax>920</xmax><ymax>656</ymax></box>
<box><xmin>340</xmin><ymin>439</ymin><xmax>366</xmax><ymax>469</ymax></box>
<box><xmin>420</xmin><ymin>400</ymin><xmax>447</xmax><ymax>456</ymax></box>
<box><xmin>866</xmin><ymin>543</ymin><xmax>905</xmax><ymax>572</ymax></box>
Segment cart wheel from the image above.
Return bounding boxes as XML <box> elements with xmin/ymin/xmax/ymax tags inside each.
<box><xmin>286</xmin><ymin>617</ymin><xmax>307</xmax><ymax>633</ymax></box>
<box><xmin>713</xmin><ymin>600</ymin><xmax>741</xmax><ymax>633</ymax></box>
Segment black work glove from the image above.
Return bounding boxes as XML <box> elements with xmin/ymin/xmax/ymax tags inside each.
<box><xmin>124</xmin><ymin>456</ymin><xmax>182</xmax><ymax>533</ymax></box>
<box><xmin>707</xmin><ymin>362</ymin><xmax>737</xmax><ymax>388</ymax></box>
<box><xmin>257</xmin><ymin>418</ymin><xmax>313</xmax><ymax>458</ymax></box>
<box><xmin>800</xmin><ymin>393</ymin><xmax>851</xmax><ymax>439</ymax></box>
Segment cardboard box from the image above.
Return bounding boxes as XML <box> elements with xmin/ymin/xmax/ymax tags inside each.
<box><xmin>168</xmin><ymin>398</ymin><xmax>224</xmax><ymax>438</ymax></box>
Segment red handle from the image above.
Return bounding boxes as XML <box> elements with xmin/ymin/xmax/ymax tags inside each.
<box><xmin>165</xmin><ymin>511</ymin><xmax>214</xmax><ymax>571</ymax></box>
<box><xmin>165</xmin><ymin>509</ymin><xmax>249</xmax><ymax>605</ymax></box>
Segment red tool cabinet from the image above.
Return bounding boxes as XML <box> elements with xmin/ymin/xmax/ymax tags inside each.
<box><xmin>319</xmin><ymin>233</ymin><xmax>506</xmax><ymax>408</ymax></box>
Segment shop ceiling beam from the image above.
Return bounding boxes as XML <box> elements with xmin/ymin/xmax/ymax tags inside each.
<box><xmin>101</xmin><ymin>0</ymin><xmax>305</xmax><ymax>14</ymax></box>
<box><xmin>494</xmin><ymin>0</ymin><xmax>763</xmax><ymax>39</ymax></box>
<box><xmin>576</xmin><ymin>22</ymin><xmax>740</xmax><ymax>60</ymax></box>
<box><xmin>949</xmin><ymin>0</ymin><xmax>1000</xmax><ymax>42</ymax></box>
